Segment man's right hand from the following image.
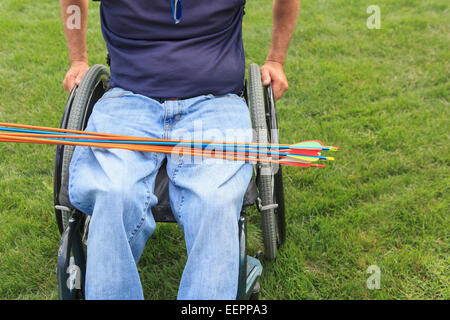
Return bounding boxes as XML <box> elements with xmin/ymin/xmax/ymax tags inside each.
<box><xmin>60</xmin><ymin>0</ymin><xmax>89</xmax><ymax>92</ymax></box>
<box><xmin>63</xmin><ymin>60</ymin><xmax>90</xmax><ymax>92</ymax></box>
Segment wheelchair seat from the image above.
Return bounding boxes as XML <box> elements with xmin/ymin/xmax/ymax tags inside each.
<box><xmin>54</xmin><ymin>63</ymin><xmax>285</xmax><ymax>300</ymax></box>
<box><xmin>151</xmin><ymin>158</ymin><xmax>258</xmax><ymax>222</ymax></box>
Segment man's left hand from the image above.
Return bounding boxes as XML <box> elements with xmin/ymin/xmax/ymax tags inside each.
<box><xmin>260</xmin><ymin>60</ymin><xmax>289</xmax><ymax>101</ymax></box>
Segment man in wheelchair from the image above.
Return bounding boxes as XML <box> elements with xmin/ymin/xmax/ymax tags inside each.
<box><xmin>59</xmin><ymin>0</ymin><xmax>300</xmax><ymax>299</ymax></box>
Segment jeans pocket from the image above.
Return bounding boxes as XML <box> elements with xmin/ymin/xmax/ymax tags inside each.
<box><xmin>97</xmin><ymin>87</ymin><xmax>132</xmax><ymax>103</ymax></box>
<box><xmin>224</xmin><ymin>93</ymin><xmax>246</xmax><ymax>102</ymax></box>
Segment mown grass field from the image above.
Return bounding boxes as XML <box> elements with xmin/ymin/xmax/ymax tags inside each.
<box><xmin>0</xmin><ymin>0</ymin><xmax>448</xmax><ymax>299</ymax></box>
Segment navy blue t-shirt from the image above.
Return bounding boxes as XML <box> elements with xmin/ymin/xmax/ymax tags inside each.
<box><xmin>98</xmin><ymin>0</ymin><xmax>246</xmax><ymax>98</ymax></box>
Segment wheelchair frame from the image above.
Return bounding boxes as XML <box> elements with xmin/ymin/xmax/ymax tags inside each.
<box><xmin>54</xmin><ymin>63</ymin><xmax>285</xmax><ymax>300</ymax></box>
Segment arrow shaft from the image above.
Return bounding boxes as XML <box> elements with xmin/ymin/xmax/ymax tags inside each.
<box><xmin>0</xmin><ymin>122</ymin><xmax>292</xmax><ymax>149</ymax></box>
<box><xmin>0</xmin><ymin>122</ymin><xmax>336</xmax><ymax>150</ymax></box>
<box><xmin>0</xmin><ymin>134</ymin><xmax>322</xmax><ymax>167</ymax></box>
<box><xmin>0</xmin><ymin>130</ymin><xmax>328</xmax><ymax>159</ymax></box>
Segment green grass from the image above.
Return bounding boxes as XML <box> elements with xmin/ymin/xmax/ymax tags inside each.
<box><xmin>0</xmin><ymin>0</ymin><xmax>448</xmax><ymax>299</ymax></box>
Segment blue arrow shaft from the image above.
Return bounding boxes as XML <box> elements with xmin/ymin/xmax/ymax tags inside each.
<box><xmin>39</xmin><ymin>137</ymin><xmax>327</xmax><ymax>160</ymax></box>
<box><xmin>0</xmin><ymin>127</ymin><xmax>330</xmax><ymax>153</ymax></box>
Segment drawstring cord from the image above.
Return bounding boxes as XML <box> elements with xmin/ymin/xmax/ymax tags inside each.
<box><xmin>170</xmin><ymin>0</ymin><xmax>183</xmax><ymax>24</ymax></box>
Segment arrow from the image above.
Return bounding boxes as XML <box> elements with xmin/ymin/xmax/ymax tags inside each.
<box><xmin>0</xmin><ymin>133</ymin><xmax>335</xmax><ymax>168</ymax></box>
<box><xmin>0</xmin><ymin>130</ymin><xmax>335</xmax><ymax>161</ymax></box>
<box><xmin>0</xmin><ymin>122</ymin><xmax>338</xmax><ymax>168</ymax></box>
<box><xmin>0</xmin><ymin>122</ymin><xmax>339</xmax><ymax>151</ymax></box>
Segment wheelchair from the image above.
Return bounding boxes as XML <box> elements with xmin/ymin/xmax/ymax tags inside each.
<box><xmin>53</xmin><ymin>63</ymin><xmax>286</xmax><ymax>300</ymax></box>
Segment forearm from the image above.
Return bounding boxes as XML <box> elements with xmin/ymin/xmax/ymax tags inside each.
<box><xmin>266</xmin><ymin>0</ymin><xmax>300</xmax><ymax>65</ymax></box>
<box><xmin>60</xmin><ymin>0</ymin><xmax>89</xmax><ymax>63</ymax></box>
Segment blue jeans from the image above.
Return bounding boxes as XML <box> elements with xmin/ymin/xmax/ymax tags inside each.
<box><xmin>68</xmin><ymin>88</ymin><xmax>253</xmax><ymax>299</ymax></box>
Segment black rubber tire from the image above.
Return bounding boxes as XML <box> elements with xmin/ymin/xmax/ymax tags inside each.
<box><xmin>57</xmin><ymin>64</ymin><xmax>110</xmax><ymax>231</ymax></box>
<box><xmin>248</xmin><ymin>63</ymin><xmax>279</xmax><ymax>260</ymax></box>
<box><xmin>54</xmin><ymin>86</ymin><xmax>78</xmax><ymax>235</ymax></box>
<box><xmin>273</xmin><ymin>168</ymin><xmax>286</xmax><ymax>246</ymax></box>
<box><xmin>264</xmin><ymin>85</ymin><xmax>286</xmax><ymax>247</ymax></box>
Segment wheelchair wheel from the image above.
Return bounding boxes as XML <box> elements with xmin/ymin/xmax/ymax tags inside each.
<box><xmin>264</xmin><ymin>80</ymin><xmax>286</xmax><ymax>248</ymax></box>
<box><xmin>54</xmin><ymin>64</ymin><xmax>110</xmax><ymax>233</ymax></box>
<box><xmin>248</xmin><ymin>63</ymin><xmax>286</xmax><ymax>260</ymax></box>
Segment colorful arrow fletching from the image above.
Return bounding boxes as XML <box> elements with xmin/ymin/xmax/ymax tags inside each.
<box><xmin>0</xmin><ymin>122</ymin><xmax>338</xmax><ymax>169</ymax></box>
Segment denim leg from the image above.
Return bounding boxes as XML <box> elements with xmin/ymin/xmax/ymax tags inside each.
<box><xmin>166</xmin><ymin>94</ymin><xmax>253</xmax><ymax>299</ymax></box>
<box><xmin>68</xmin><ymin>88</ymin><xmax>165</xmax><ymax>299</ymax></box>
<box><xmin>68</xmin><ymin>89</ymin><xmax>253</xmax><ymax>299</ymax></box>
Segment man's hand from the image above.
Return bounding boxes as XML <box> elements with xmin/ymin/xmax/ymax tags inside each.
<box><xmin>263</xmin><ymin>0</ymin><xmax>300</xmax><ymax>101</ymax></box>
<box><xmin>60</xmin><ymin>0</ymin><xmax>89</xmax><ymax>92</ymax></box>
<box><xmin>260</xmin><ymin>60</ymin><xmax>289</xmax><ymax>101</ymax></box>
<box><xmin>63</xmin><ymin>60</ymin><xmax>90</xmax><ymax>92</ymax></box>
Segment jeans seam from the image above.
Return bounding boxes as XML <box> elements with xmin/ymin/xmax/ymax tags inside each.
<box><xmin>171</xmin><ymin>154</ymin><xmax>184</xmax><ymax>184</ymax></box>
<box><xmin>170</xmin><ymin>154</ymin><xmax>185</xmax><ymax>226</ymax></box>
<box><xmin>163</xmin><ymin>103</ymin><xmax>169</xmax><ymax>139</ymax></box>
<box><xmin>128</xmin><ymin>152</ymin><xmax>158</xmax><ymax>245</ymax></box>
<box><xmin>177</xmin><ymin>192</ymin><xmax>185</xmax><ymax>229</ymax></box>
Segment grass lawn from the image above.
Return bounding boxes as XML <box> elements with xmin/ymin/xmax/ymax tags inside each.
<box><xmin>0</xmin><ymin>0</ymin><xmax>448</xmax><ymax>299</ymax></box>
